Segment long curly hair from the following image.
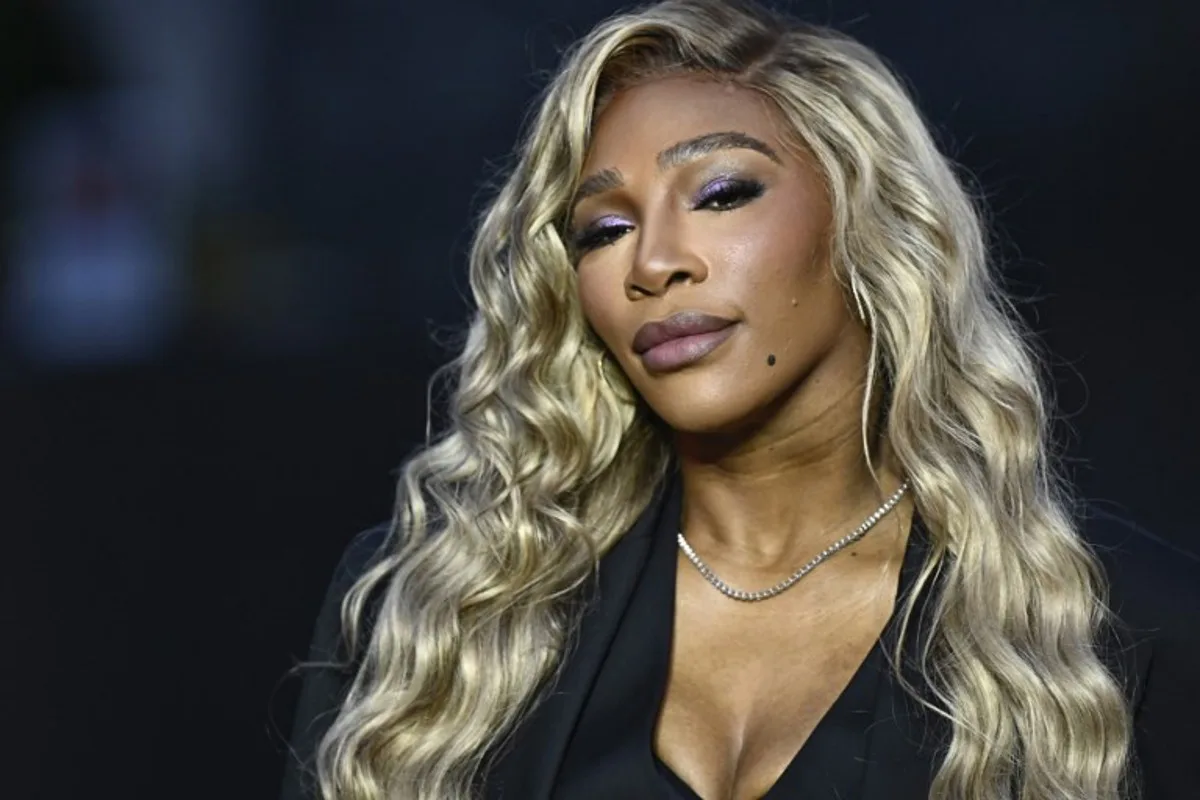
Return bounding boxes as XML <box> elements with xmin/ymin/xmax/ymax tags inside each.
<box><xmin>313</xmin><ymin>1</ymin><xmax>1139</xmax><ymax>798</ymax></box>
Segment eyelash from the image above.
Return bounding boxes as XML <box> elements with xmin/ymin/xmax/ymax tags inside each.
<box><xmin>571</xmin><ymin>177</ymin><xmax>766</xmax><ymax>255</ymax></box>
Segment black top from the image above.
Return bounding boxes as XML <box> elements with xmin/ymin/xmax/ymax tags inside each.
<box><xmin>553</xmin><ymin>474</ymin><xmax>933</xmax><ymax>799</ymax></box>
<box><xmin>279</xmin><ymin>471</ymin><xmax>1200</xmax><ymax>799</ymax></box>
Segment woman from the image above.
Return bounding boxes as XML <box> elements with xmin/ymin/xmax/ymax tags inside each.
<box><xmin>279</xmin><ymin>1</ymin><xmax>1200</xmax><ymax>798</ymax></box>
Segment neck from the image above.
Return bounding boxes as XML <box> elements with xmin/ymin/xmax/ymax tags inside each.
<box><xmin>673</xmin><ymin>381</ymin><xmax>910</xmax><ymax>572</ymax></box>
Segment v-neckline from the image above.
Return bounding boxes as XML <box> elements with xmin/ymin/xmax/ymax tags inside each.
<box><xmin>644</xmin><ymin>507</ymin><xmax>924</xmax><ymax>800</ymax></box>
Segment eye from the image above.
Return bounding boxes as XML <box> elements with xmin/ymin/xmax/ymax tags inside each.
<box><xmin>571</xmin><ymin>217</ymin><xmax>632</xmax><ymax>255</ymax></box>
<box><xmin>693</xmin><ymin>177</ymin><xmax>765</xmax><ymax>212</ymax></box>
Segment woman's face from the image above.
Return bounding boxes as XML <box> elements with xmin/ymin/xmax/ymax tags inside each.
<box><xmin>572</xmin><ymin>75</ymin><xmax>867</xmax><ymax>436</ymax></box>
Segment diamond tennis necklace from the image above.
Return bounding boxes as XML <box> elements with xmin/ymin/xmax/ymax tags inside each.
<box><xmin>676</xmin><ymin>479</ymin><xmax>910</xmax><ymax>602</ymax></box>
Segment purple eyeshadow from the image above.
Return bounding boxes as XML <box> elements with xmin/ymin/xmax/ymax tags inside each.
<box><xmin>591</xmin><ymin>214</ymin><xmax>625</xmax><ymax>230</ymax></box>
<box><xmin>696</xmin><ymin>178</ymin><xmax>738</xmax><ymax>204</ymax></box>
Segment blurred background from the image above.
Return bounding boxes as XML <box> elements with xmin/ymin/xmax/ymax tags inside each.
<box><xmin>2</xmin><ymin>0</ymin><xmax>1196</xmax><ymax>798</ymax></box>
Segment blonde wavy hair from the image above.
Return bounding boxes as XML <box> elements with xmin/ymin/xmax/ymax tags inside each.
<box><xmin>312</xmin><ymin>1</ymin><xmax>1139</xmax><ymax>798</ymax></box>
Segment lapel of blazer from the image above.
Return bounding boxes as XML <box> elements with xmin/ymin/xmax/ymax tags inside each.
<box><xmin>484</xmin><ymin>472</ymin><xmax>677</xmax><ymax>800</ymax></box>
<box><xmin>858</xmin><ymin>508</ymin><xmax>947</xmax><ymax>799</ymax></box>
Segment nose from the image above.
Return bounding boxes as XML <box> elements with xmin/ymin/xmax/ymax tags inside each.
<box><xmin>625</xmin><ymin>210</ymin><xmax>708</xmax><ymax>299</ymax></box>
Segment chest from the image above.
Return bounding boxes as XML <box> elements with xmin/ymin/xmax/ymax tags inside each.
<box><xmin>652</xmin><ymin>555</ymin><xmax>902</xmax><ymax>800</ymax></box>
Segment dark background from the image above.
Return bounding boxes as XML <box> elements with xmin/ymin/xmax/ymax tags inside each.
<box><xmin>2</xmin><ymin>1</ymin><xmax>1196</xmax><ymax>798</ymax></box>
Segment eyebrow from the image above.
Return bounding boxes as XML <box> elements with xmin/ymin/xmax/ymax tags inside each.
<box><xmin>571</xmin><ymin>130</ymin><xmax>782</xmax><ymax>210</ymax></box>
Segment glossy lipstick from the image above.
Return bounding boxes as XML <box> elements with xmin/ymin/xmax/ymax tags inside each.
<box><xmin>632</xmin><ymin>311</ymin><xmax>737</xmax><ymax>374</ymax></box>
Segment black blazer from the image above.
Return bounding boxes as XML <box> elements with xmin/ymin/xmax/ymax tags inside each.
<box><xmin>279</xmin><ymin>481</ymin><xmax>1200</xmax><ymax>799</ymax></box>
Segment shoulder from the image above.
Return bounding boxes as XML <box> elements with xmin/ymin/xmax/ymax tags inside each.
<box><xmin>328</xmin><ymin>522</ymin><xmax>393</xmax><ymax>612</ymax></box>
<box><xmin>313</xmin><ymin>521</ymin><xmax>395</xmax><ymax>668</ymax></box>
<box><xmin>1075</xmin><ymin>502</ymin><xmax>1200</xmax><ymax>738</ymax></box>
<box><xmin>1077</xmin><ymin>506</ymin><xmax>1200</xmax><ymax>787</ymax></box>
<box><xmin>1077</xmin><ymin>503</ymin><xmax>1200</xmax><ymax>641</ymax></box>
<box><xmin>278</xmin><ymin>521</ymin><xmax>392</xmax><ymax>800</ymax></box>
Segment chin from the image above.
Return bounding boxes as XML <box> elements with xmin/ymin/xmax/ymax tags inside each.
<box><xmin>643</xmin><ymin>390</ymin><xmax>773</xmax><ymax>438</ymax></box>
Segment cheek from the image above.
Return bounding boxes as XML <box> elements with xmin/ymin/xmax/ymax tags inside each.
<box><xmin>576</xmin><ymin>266</ymin><xmax>624</xmax><ymax>350</ymax></box>
<box><xmin>725</xmin><ymin>207</ymin><xmax>840</xmax><ymax>352</ymax></box>
<box><xmin>716</xmin><ymin>191</ymin><xmax>827</xmax><ymax>281</ymax></box>
<box><xmin>756</xmin><ymin>208</ymin><xmax>827</xmax><ymax>284</ymax></box>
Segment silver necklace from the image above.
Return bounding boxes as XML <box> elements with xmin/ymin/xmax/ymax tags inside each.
<box><xmin>676</xmin><ymin>479</ymin><xmax>910</xmax><ymax>602</ymax></box>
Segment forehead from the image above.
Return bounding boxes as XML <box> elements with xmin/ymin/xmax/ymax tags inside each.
<box><xmin>583</xmin><ymin>75</ymin><xmax>790</xmax><ymax>170</ymax></box>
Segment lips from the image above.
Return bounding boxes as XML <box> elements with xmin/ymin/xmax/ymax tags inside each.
<box><xmin>632</xmin><ymin>311</ymin><xmax>737</xmax><ymax>355</ymax></box>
